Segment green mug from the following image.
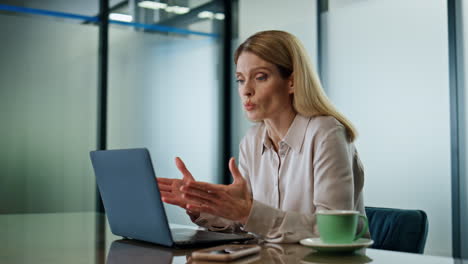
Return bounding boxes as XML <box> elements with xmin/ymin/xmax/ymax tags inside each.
<box><xmin>316</xmin><ymin>210</ymin><xmax>368</xmax><ymax>244</ymax></box>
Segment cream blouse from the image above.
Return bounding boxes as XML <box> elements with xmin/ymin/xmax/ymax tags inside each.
<box><xmin>194</xmin><ymin>114</ymin><xmax>366</xmax><ymax>243</ymax></box>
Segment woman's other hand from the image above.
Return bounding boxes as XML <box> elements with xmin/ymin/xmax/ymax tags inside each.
<box><xmin>181</xmin><ymin>157</ymin><xmax>253</xmax><ymax>224</ymax></box>
<box><xmin>157</xmin><ymin>157</ymin><xmax>199</xmax><ymax>219</ymax></box>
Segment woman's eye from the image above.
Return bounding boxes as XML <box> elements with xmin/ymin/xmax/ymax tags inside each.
<box><xmin>236</xmin><ymin>79</ymin><xmax>245</xmax><ymax>84</ymax></box>
<box><xmin>256</xmin><ymin>74</ymin><xmax>267</xmax><ymax>81</ymax></box>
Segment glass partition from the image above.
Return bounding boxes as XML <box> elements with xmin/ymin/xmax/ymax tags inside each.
<box><xmin>107</xmin><ymin>0</ymin><xmax>224</xmax><ymax>226</ymax></box>
<box><xmin>321</xmin><ymin>0</ymin><xmax>451</xmax><ymax>257</ymax></box>
<box><xmin>0</xmin><ymin>0</ymin><xmax>99</xmax><ymax>16</ymax></box>
<box><xmin>459</xmin><ymin>0</ymin><xmax>468</xmax><ymax>258</ymax></box>
<box><xmin>0</xmin><ymin>12</ymin><xmax>98</xmax><ymax>213</ymax></box>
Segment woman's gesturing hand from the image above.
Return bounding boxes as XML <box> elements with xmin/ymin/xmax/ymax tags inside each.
<box><xmin>181</xmin><ymin>157</ymin><xmax>253</xmax><ymax>224</ymax></box>
<box><xmin>157</xmin><ymin>157</ymin><xmax>196</xmax><ymax>209</ymax></box>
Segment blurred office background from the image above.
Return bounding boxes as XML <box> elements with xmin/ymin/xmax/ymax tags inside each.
<box><xmin>1</xmin><ymin>0</ymin><xmax>467</xmax><ymax>259</ymax></box>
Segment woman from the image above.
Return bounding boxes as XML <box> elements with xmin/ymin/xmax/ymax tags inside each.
<box><xmin>157</xmin><ymin>30</ymin><xmax>366</xmax><ymax>243</ymax></box>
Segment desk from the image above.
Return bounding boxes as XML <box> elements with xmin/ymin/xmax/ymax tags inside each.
<box><xmin>0</xmin><ymin>213</ymin><xmax>460</xmax><ymax>264</ymax></box>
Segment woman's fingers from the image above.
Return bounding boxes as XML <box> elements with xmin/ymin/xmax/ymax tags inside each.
<box><xmin>185</xmin><ymin>181</ymin><xmax>224</xmax><ymax>193</ymax></box>
<box><xmin>190</xmin><ymin>204</ymin><xmax>217</xmax><ymax>216</ymax></box>
<box><xmin>186</xmin><ymin>210</ymin><xmax>201</xmax><ymax>222</ymax></box>
<box><xmin>156</xmin><ymin>178</ymin><xmax>176</xmax><ymax>184</ymax></box>
<box><xmin>186</xmin><ymin>198</ymin><xmax>233</xmax><ymax>219</ymax></box>
<box><xmin>162</xmin><ymin>196</ymin><xmax>183</xmax><ymax>206</ymax></box>
<box><xmin>158</xmin><ymin>183</ymin><xmax>174</xmax><ymax>192</ymax></box>
<box><xmin>158</xmin><ymin>178</ymin><xmax>182</xmax><ymax>192</ymax></box>
<box><xmin>185</xmin><ymin>185</ymin><xmax>252</xmax><ymax>222</ymax></box>
<box><xmin>186</xmin><ymin>202</ymin><xmax>216</xmax><ymax>214</ymax></box>
<box><xmin>160</xmin><ymin>190</ymin><xmax>177</xmax><ymax>199</ymax></box>
<box><xmin>175</xmin><ymin>157</ymin><xmax>195</xmax><ymax>182</ymax></box>
<box><xmin>183</xmin><ymin>191</ymin><xmax>217</xmax><ymax>204</ymax></box>
<box><xmin>182</xmin><ymin>188</ymin><xmax>220</xmax><ymax>203</ymax></box>
<box><xmin>163</xmin><ymin>157</ymin><xmax>251</xmax><ymax>222</ymax></box>
<box><xmin>157</xmin><ymin>177</ymin><xmax>175</xmax><ymax>184</ymax></box>
<box><xmin>228</xmin><ymin>157</ymin><xmax>244</xmax><ymax>184</ymax></box>
<box><xmin>160</xmin><ymin>191</ymin><xmax>176</xmax><ymax>199</ymax></box>
<box><xmin>186</xmin><ymin>203</ymin><xmax>202</xmax><ymax>211</ymax></box>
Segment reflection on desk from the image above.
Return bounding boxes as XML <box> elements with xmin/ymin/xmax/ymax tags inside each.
<box><xmin>261</xmin><ymin>243</ymin><xmax>314</xmax><ymax>263</ymax></box>
<box><xmin>105</xmin><ymin>239</ymin><xmax>314</xmax><ymax>264</ymax></box>
<box><xmin>103</xmin><ymin>238</ymin><xmax>457</xmax><ymax>264</ymax></box>
<box><xmin>302</xmin><ymin>251</ymin><xmax>372</xmax><ymax>264</ymax></box>
<box><xmin>107</xmin><ymin>240</ymin><xmax>175</xmax><ymax>264</ymax></box>
<box><xmin>0</xmin><ymin>213</ymin><xmax>461</xmax><ymax>264</ymax></box>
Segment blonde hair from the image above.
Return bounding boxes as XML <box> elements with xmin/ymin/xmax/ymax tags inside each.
<box><xmin>234</xmin><ymin>30</ymin><xmax>358</xmax><ymax>142</ymax></box>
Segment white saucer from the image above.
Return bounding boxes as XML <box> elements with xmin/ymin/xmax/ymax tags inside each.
<box><xmin>299</xmin><ymin>238</ymin><xmax>374</xmax><ymax>253</ymax></box>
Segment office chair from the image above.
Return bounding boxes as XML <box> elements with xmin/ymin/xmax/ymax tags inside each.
<box><xmin>365</xmin><ymin>206</ymin><xmax>428</xmax><ymax>254</ymax></box>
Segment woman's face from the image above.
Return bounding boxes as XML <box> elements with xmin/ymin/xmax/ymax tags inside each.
<box><xmin>236</xmin><ymin>52</ymin><xmax>294</xmax><ymax>122</ymax></box>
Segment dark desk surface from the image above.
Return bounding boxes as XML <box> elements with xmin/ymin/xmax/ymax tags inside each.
<box><xmin>0</xmin><ymin>212</ymin><xmax>457</xmax><ymax>264</ymax></box>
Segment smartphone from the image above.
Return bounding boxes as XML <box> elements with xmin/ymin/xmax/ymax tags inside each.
<box><xmin>191</xmin><ymin>244</ymin><xmax>261</xmax><ymax>262</ymax></box>
<box><xmin>189</xmin><ymin>254</ymin><xmax>261</xmax><ymax>264</ymax></box>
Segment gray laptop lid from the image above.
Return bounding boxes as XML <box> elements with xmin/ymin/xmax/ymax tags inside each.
<box><xmin>90</xmin><ymin>148</ymin><xmax>174</xmax><ymax>246</ymax></box>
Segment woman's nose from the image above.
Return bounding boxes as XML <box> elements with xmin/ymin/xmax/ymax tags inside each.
<box><xmin>241</xmin><ymin>81</ymin><xmax>254</xmax><ymax>97</ymax></box>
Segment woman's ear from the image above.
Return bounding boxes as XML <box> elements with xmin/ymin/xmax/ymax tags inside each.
<box><xmin>288</xmin><ymin>73</ymin><xmax>294</xmax><ymax>94</ymax></box>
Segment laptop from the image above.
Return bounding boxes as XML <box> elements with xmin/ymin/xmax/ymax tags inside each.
<box><xmin>90</xmin><ymin>148</ymin><xmax>254</xmax><ymax>247</ymax></box>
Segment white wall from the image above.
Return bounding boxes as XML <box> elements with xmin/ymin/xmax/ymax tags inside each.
<box><xmin>232</xmin><ymin>0</ymin><xmax>318</xmax><ymax>158</ymax></box>
<box><xmin>323</xmin><ymin>0</ymin><xmax>452</xmax><ymax>257</ymax></box>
